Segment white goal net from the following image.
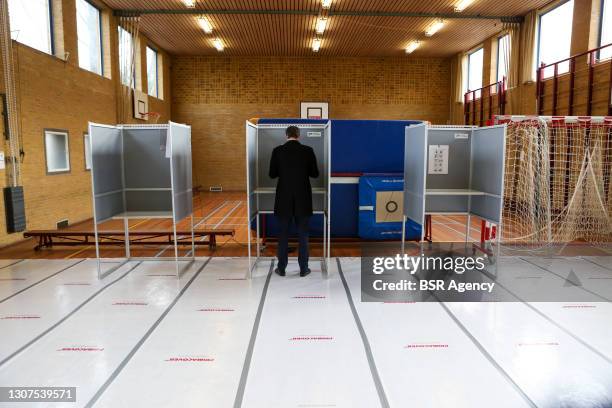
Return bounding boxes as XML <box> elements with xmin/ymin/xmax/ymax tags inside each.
<box><xmin>495</xmin><ymin>116</ymin><xmax>612</xmax><ymax>253</ymax></box>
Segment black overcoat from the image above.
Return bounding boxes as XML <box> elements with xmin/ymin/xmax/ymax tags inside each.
<box><xmin>268</xmin><ymin>140</ymin><xmax>319</xmax><ymax>217</ymax></box>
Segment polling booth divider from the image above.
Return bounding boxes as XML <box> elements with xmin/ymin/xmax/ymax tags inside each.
<box><xmin>402</xmin><ymin>124</ymin><xmax>507</xmax><ymax>261</ymax></box>
<box><xmin>246</xmin><ymin>120</ymin><xmax>331</xmax><ymax>277</ymax></box>
<box><xmin>89</xmin><ymin>122</ymin><xmax>195</xmax><ymax>279</ymax></box>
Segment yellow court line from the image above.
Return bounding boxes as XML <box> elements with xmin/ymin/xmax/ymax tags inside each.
<box><xmin>65</xmin><ymin>246</ymin><xmax>90</xmax><ymax>259</ymax></box>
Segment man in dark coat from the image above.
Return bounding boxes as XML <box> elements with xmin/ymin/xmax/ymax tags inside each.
<box><xmin>269</xmin><ymin>126</ymin><xmax>319</xmax><ymax>276</ymax></box>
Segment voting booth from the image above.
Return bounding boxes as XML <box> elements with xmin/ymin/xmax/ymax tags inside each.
<box><xmin>89</xmin><ymin>122</ymin><xmax>194</xmax><ymax>278</ymax></box>
<box><xmin>402</xmin><ymin>123</ymin><xmax>507</xmax><ymax>256</ymax></box>
<box><xmin>246</xmin><ymin>120</ymin><xmax>331</xmax><ymax>276</ymax></box>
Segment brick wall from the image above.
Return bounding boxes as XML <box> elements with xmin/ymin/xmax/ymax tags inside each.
<box><xmin>0</xmin><ymin>0</ymin><xmax>172</xmax><ymax>246</ymax></box>
<box><xmin>172</xmin><ymin>56</ymin><xmax>451</xmax><ymax>191</ymax></box>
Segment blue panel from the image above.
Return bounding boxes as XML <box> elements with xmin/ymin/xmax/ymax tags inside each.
<box><xmin>358</xmin><ymin>174</ymin><xmax>421</xmax><ymax>240</ymax></box>
<box><xmin>331</xmin><ymin>120</ymin><xmax>421</xmax><ymax>173</ymax></box>
<box><xmin>331</xmin><ymin>183</ymin><xmax>359</xmax><ymax>237</ymax></box>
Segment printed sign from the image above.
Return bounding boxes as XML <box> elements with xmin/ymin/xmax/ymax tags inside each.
<box><xmin>428</xmin><ymin>145</ymin><xmax>449</xmax><ymax>174</ymax></box>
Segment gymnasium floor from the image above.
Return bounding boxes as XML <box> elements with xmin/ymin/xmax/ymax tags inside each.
<box><xmin>1</xmin><ymin>255</ymin><xmax>612</xmax><ymax>407</ymax></box>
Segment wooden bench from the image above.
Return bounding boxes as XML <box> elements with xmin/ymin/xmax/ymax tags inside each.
<box><xmin>23</xmin><ymin>229</ymin><xmax>234</xmax><ymax>251</ymax></box>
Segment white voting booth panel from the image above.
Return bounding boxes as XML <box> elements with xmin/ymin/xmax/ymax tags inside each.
<box><xmin>402</xmin><ymin>124</ymin><xmax>506</xmax><ymax>254</ymax></box>
<box><xmin>246</xmin><ymin>121</ymin><xmax>331</xmax><ymax>277</ymax></box>
<box><xmin>89</xmin><ymin>122</ymin><xmax>194</xmax><ymax>278</ymax></box>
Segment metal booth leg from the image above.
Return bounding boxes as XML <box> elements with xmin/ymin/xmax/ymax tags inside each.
<box><xmin>322</xmin><ymin>212</ymin><xmax>328</xmax><ymax>276</ymax></box>
<box><xmin>256</xmin><ymin>214</ymin><xmax>261</xmax><ymax>259</ymax></box>
<box><xmin>190</xmin><ymin>214</ymin><xmax>196</xmax><ymax>258</ymax></box>
<box><xmin>247</xmin><ymin>214</ymin><xmax>253</xmax><ymax>278</ymax></box>
<box><xmin>401</xmin><ymin>215</ymin><xmax>406</xmax><ymax>254</ymax></box>
<box><xmin>124</xmin><ymin>217</ymin><xmax>131</xmax><ymax>259</ymax></box>
<box><xmin>173</xmin><ymin>219</ymin><xmax>180</xmax><ymax>277</ymax></box>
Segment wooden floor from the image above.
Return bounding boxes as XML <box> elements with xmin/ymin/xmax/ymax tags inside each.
<box><xmin>0</xmin><ymin>192</ymin><xmax>487</xmax><ymax>259</ymax></box>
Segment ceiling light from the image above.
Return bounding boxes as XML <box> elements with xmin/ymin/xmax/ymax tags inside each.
<box><xmin>198</xmin><ymin>16</ymin><xmax>213</xmax><ymax>33</ymax></box>
<box><xmin>315</xmin><ymin>17</ymin><xmax>327</xmax><ymax>35</ymax></box>
<box><xmin>182</xmin><ymin>0</ymin><xmax>196</xmax><ymax>7</ymax></box>
<box><xmin>454</xmin><ymin>0</ymin><xmax>474</xmax><ymax>12</ymax></box>
<box><xmin>312</xmin><ymin>38</ymin><xmax>321</xmax><ymax>52</ymax></box>
<box><xmin>425</xmin><ymin>19</ymin><xmax>445</xmax><ymax>37</ymax></box>
<box><xmin>321</xmin><ymin>0</ymin><xmax>332</xmax><ymax>9</ymax></box>
<box><xmin>405</xmin><ymin>40</ymin><xmax>421</xmax><ymax>54</ymax></box>
<box><xmin>213</xmin><ymin>38</ymin><xmax>224</xmax><ymax>51</ymax></box>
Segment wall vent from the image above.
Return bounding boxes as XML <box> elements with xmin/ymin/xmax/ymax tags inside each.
<box><xmin>209</xmin><ymin>186</ymin><xmax>223</xmax><ymax>192</ymax></box>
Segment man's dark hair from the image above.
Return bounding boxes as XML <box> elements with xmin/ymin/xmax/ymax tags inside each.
<box><xmin>286</xmin><ymin>126</ymin><xmax>300</xmax><ymax>139</ymax></box>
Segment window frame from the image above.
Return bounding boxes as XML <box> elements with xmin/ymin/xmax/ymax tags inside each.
<box><xmin>466</xmin><ymin>46</ymin><xmax>484</xmax><ymax>98</ymax></box>
<box><xmin>146</xmin><ymin>45</ymin><xmax>159</xmax><ymax>98</ymax></box>
<box><xmin>43</xmin><ymin>129</ymin><xmax>71</xmax><ymax>175</ymax></box>
<box><xmin>76</xmin><ymin>0</ymin><xmax>104</xmax><ymax>76</ymax></box>
<box><xmin>598</xmin><ymin>0</ymin><xmax>612</xmax><ymax>60</ymax></box>
<box><xmin>536</xmin><ymin>0</ymin><xmax>574</xmax><ymax>77</ymax></box>
<box><xmin>496</xmin><ymin>33</ymin><xmax>510</xmax><ymax>84</ymax></box>
<box><xmin>8</xmin><ymin>0</ymin><xmax>55</xmax><ymax>55</ymax></box>
<box><xmin>83</xmin><ymin>132</ymin><xmax>91</xmax><ymax>171</ymax></box>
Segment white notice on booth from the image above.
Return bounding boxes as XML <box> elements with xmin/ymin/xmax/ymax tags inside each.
<box><xmin>0</xmin><ymin>151</ymin><xmax>5</xmax><ymax>170</ymax></box>
<box><xmin>428</xmin><ymin>145</ymin><xmax>449</xmax><ymax>175</ymax></box>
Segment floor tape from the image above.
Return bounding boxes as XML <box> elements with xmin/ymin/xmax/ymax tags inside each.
<box><xmin>0</xmin><ymin>259</ymin><xmax>86</xmax><ymax>304</ymax></box>
<box><xmin>85</xmin><ymin>258</ymin><xmax>213</xmax><ymax>407</ymax></box>
<box><xmin>0</xmin><ymin>261</ymin><xmax>141</xmax><ymax>368</ymax></box>
<box><xmin>336</xmin><ymin>258</ymin><xmax>390</xmax><ymax>408</ymax></box>
<box><xmin>233</xmin><ymin>260</ymin><xmax>274</xmax><ymax>408</ymax></box>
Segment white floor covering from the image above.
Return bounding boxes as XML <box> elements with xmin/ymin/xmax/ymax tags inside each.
<box><xmin>0</xmin><ymin>260</ymin><xmax>82</xmax><ymax>302</ymax></box>
<box><xmin>0</xmin><ymin>260</ymin><xmax>137</xmax><ymax>364</ymax></box>
<box><xmin>241</xmin><ymin>260</ymin><xmax>381</xmax><ymax>408</ymax></box>
<box><xmin>94</xmin><ymin>258</ymin><xmax>268</xmax><ymax>408</ymax></box>
<box><xmin>0</xmin><ymin>256</ymin><xmax>610</xmax><ymax>408</ymax></box>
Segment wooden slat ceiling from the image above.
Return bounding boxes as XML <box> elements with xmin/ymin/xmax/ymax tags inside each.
<box><xmin>103</xmin><ymin>0</ymin><xmax>551</xmax><ymax>56</ymax></box>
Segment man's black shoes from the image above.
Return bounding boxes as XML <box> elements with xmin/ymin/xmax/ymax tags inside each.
<box><xmin>275</xmin><ymin>267</ymin><xmax>310</xmax><ymax>277</ymax></box>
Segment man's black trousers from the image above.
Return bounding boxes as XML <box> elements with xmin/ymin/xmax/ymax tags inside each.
<box><xmin>276</xmin><ymin>215</ymin><xmax>310</xmax><ymax>272</ymax></box>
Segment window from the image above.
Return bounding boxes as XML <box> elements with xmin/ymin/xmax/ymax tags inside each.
<box><xmin>538</xmin><ymin>0</ymin><xmax>574</xmax><ymax>78</ymax></box>
<box><xmin>467</xmin><ymin>48</ymin><xmax>484</xmax><ymax>98</ymax></box>
<box><xmin>146</xmin><ymin>46</ymin><xmax>158</xmax><ymax>97</ymax></box>
<box><xmin>600</xmin><ymin>0</ymin><xmax>612</xmax><ymax>60</ymax></box>
<box><xmin>84</xmin><ymin>133</ymin><xmax>91</xmax><ymax>170</ymax></box>
<box><xmin>76</xmin><ymin>0</ymin><xmax>102</xmax><ymax>75</ymax></box>
<box><xmin>118</xmin><ymin>26</ymin><xmax>134</xmax><ymax>87</ymax></box>
<box><xmin>497</xmin><ymin>34</ymin><xmax>510</xmax><ymax>83</ymax></box>
<box><xmin>8</xmin><ymin>0</ymin><xmax>53</xmax><ymax>54</ymax></box>
<box><xmin>44</xmin><ymin>130</ymin><xmax>70</xmax><ymax>173</ymax></box>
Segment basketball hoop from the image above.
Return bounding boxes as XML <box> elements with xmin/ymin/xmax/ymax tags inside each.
<box><xmin>142</xmin><ymin>112</ymin><xmax>161</xmax><ymax>124</ymax></box>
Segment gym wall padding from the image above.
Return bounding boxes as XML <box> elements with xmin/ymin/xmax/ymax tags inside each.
<box><xmin>358</xmin><ymin>174</ymin><xmax>421</xmax><ymax>240</ymax></box>
<box><xmin>330</xmin><ymin>120</ymin><xmax>421</xmax><ymax>173</ymax></box>
<box><xmin>330</xmin><ymin>183</ymin><xmax>359</xmax><ymax>237</ymax></box>
<box><xmin>252</xmin><ymin>118</ymin><xmax>423</xmax><ymax>239</ymax></box>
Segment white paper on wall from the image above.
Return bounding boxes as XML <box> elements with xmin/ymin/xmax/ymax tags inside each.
<box><xmin>428</xmin><ymin>145</ymin><xmax>449</xmax><ymax>174</ymax></box>
<box><xmin>0</xmin><ymin>151</ymin><xmax>5</xmax><ymax>170</ymax></box>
